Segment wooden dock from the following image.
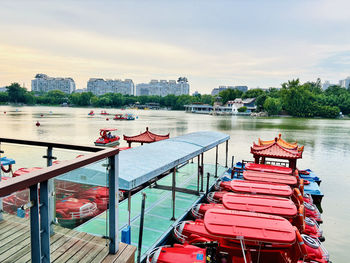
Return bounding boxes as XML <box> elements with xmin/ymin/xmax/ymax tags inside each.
<box><xmin>0</xmin><ymin>214</ymin><xmax>136</xmax><ymax>263</ymax></box>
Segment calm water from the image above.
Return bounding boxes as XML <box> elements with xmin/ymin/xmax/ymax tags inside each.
<box><xmin>0</xmin><ymin>105</ymin><xmax>349</xmax><ymax>262</ymax></box>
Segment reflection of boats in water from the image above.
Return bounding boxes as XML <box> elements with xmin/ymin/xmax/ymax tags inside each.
<box><xmin>94</xmin><ymin>128</ymin><xmax>120</xmax><ymax>147</ymax></box>
<box><xmin>113</xmin><ymin>113</ymin><xmax>135</xmax><ymax>120</ymax></box>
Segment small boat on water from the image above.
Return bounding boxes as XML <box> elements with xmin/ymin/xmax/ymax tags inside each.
<box><xmin>88</xmin><ymin>110</ymin><xmax>95</xmax><ymax>116</ymax></box>
<box><xmin>100</xmin><ymin>110</ymin><xmax>109</xmax><ymax>115</ymax></box>
<box><xmin>94</xmin><ymin>128</ymin><xmax>120</xmax><ymax>147</ymax></box>
<box><xmin>113</xmin><ymin>113</ymin><xmax>135</xmax><ymax>120</ymax></box>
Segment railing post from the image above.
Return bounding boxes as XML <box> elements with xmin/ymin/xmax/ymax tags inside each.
<box><xmin>40</xmin><ymin>180</ymin><xmax>51</xmax><ymax>262</ymax></box>
<box><xmin>30</xmin><ymin>184</ymin><xmax>42</xmax><ymax>263</ymax></box>
<box><xmin>200</xmin><ymin>153</ymin><xmax>204</xmax><ymax>192</ymax></box>
<box><xmin>225</xmin><ymin>140</ymin><xmax>229</xmax><ymax>168</ymax></box>
<box><xmin>45</xmin><ymin>146</ymin><xmax>55</xmax><ymax>235</ymax></box>
<box><xmin>108</xmin><ymin>154</ymin><xmax>119</xmax><ymax>254</ymax></box>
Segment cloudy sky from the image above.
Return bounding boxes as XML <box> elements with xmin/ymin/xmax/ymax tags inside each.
<box><xmin>1</xmin><ymin>0</ymin><xmax>349</xmax><ymax>94</ymax></box>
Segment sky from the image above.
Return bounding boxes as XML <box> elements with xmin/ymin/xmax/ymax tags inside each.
<box><xmin>1</xmin><ymin>0</ymin><xmax>350</xmax><ymax>94</ymax></box>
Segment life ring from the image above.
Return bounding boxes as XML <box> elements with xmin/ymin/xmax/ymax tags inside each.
<box><xmin>298</xmin><ymin>205</ymin><xmax>305</xmax><ymax>233</ymax></box>
<box><xmin>293</xmin><ymin>188</ymin><xmax>304</xmax><ymax>206</ymax></box>
<box><xmin>1</xmin><ymin>164</ymin><xmax>12</xmax><ymax>173</ymax></box>
<box><xmin>295</xmin><ymin>228</ymin><xmax>308</xmax><ymax>257</ymax></box>
<box><xmin>301</xmin><ymin>234</ymin><xmax>319</xmax><ymax>249</ymax></box>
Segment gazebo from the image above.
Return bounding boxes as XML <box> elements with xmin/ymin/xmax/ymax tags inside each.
<box><xmin>258</xmin><ymin>134</ymin><xmax>304</xmax><ymax>152</ymax></box>
<box><xmin>250</xmin><ymin>138</ymin><xmax>303</xmax><ymax>169</ymax></box>
<box><xmin>123</xmin><ymin>127</ymin><xmax>170</xmax><ymax>147</ymax></box>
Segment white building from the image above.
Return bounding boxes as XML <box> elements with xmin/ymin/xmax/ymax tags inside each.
<box><xmin>135</xmin><ymin>78</ymin><xmax>190</xmax><ymax>96</ymax></box>
<box><xmin>339</xmin><ymin>77</ymin><xmax>350</xmax><ymax>89</ymax></box>
<box><xmin>31</xmin><ymin>74</ymin><xmax>76</xmax><ymax>94</ymax></box>
<box><xmin>87</xmin><ymin>78</ymin><xmax>134</xmax><ymax>96</ymax></box>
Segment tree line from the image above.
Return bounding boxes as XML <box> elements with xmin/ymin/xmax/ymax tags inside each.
<box><xmin>1</xmin><ymin>79</ymin><xmax>349</xmax><ymax>118</ymax></box>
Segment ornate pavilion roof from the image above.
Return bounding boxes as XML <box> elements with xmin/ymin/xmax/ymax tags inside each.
<box><xmin>123</xmin><ymin>127</ymin><xmax>169</xmax><ymax>144</ymax></box>
<box><xmin>258</xmin><ymin>134</ymin><xmax>304</xmax><ymax>152</ymax></box>
<box><xmin>251</xmin><ymin>138</ymin><xmax>303</xmax><ymax>160</ymax></box>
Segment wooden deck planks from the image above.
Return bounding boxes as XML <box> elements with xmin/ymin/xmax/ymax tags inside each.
<box><xmin>0</xmin><ymin>214</ymin><xmax>135</xmax><ymax>263</ymax></box>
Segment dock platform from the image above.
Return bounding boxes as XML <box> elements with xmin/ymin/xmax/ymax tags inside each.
<box><xmin>0</xmin><ymin>214</ymin><xmax>136</xmax><ymax>263</ymax></box>
<box><xmin>76</xmin><ymin>163</ymin><xmax>226</xmax><ymax>261</ymax></box>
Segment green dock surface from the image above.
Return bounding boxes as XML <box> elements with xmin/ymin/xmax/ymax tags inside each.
<box><xmin>75</xmin><ymin>163</ymin><xmax>226</xmax><ymax>259</ymax></box>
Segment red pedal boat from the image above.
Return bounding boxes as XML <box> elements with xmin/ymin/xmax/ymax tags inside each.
<box><xmin>94</xmin><ymin>128</ymin><xmax>120</xmax><ymax>147</ymax></box>
<box><xmin>245</xmin><ymin>163</ymin><xmax>293</xmax><ymax>175</ymax></box>
<box><xmin>218</xmin><ymin>180</ymin><xmax>293</xmax><ymax>197</ymax></box>
<box><xmin>174</xmin><ymin>209</ymin><xmax>329</xmax><ymax>263</ymax></box>
<box><xmin>243</xmin><ymin>170</ymin><xmax>298</xmax><ymax>186</ymax></box>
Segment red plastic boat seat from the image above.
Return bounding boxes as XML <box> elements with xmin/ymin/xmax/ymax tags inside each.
<box><xmin>230</xmin><ymin>180</ymin><xmax>293</xmax><ymax>197</ymax></box>
<box><xmin>204</xmin><ymin>209</ymin><xmax>296</xmax><ymax>244</ymax></box>
<box><xmin>243</xmin><ymin>170</ymin><xmax>297</xmax><ymax>186</ymax></box>
<box><xmin>245</xmin><ymin>163</ymin><xmax>293</xmax><ymax>175</ymax></box>
<box><xmin>222</xmin><ymin>193</ymin><xmax>297</xmax><ymax>218</ymax></box>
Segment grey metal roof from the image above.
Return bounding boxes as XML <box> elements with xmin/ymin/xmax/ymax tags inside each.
<box><xmin>57</xmin><ymin>131</ymin><xmax>229</xmax><ymax>190</ymax></box>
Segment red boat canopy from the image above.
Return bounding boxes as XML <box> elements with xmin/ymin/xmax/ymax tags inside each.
<box><xmin>245</xmin><ymin>163</ymin><xmax>293</xmax><ymax>175</ymax></box>
<box><xmin>100</xmin><ymin>128</ymin><xmax>118</xmax><ymax>132</ymax></box>
<box><xmin>251</xmin><ymin>140</ymin><xmax>303</xmax><ymax>159</ymax></box>
<box><xmin>222</xmin><ymin>193</ymin><xmax>297</xmax><ymax>218</ymax></box>
<box><xmin>243</xmin><ymin>170</ymin><xmax>297</xmax><ymax>186</ymax></box>
<box><xmin>250</xmin><ymin>138</ymin><xmax>303</xmax><ymax>169</ymax></box>
<box><xmin>230</xmin><ymin>180</ymin><xmax>293</xmax><ymax>197</ymax></box>
<box><xmin>204</xmin><ymin>209</ymin><xmax>296</xmax><ymax>244</ymax></box>
<box><xmin>123</xmin><ymin>127</ymin><xmax>169</xmax><ymax>147</ymax></box>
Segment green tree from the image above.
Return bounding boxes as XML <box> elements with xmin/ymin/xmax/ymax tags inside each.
<box><xmin>263</xmin><ymin>97</ymin><xmax>282</xmax><ymax>115</ymax></box>
<box><xmin>219</xmin><ymin>89</ymin><xmax>243</xmax><ymax>104</ymax></box>
<box><xmin>237</xmin><ymin>106</ymin><xmax>247</xmax><ymax>112</ymax></box>
<box><xmin>256</xmin><ymin>94</ymin><xmax>267</xmax><ymax>111</ymax></box>
<box><xmin>0</xmin><ymin>92</ymin><xmax>9</xmax><ymax>103</ymax></box>
<box><xmin>6</xmin><ymin>83</ymin><xmax>27</xmax><ymax>103</ymax></box>
<box><xmin>242</xmin><ymin>88</ymin><xmax>264</xmax><ymax>99</ymax></box>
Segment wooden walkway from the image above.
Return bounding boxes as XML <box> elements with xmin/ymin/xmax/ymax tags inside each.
<box><xmin>0</xmin><ymin>214</ymin><xmax>136</xmax><ymax>263</ymax></box>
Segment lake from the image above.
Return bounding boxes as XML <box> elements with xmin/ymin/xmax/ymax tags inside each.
<box><xmin>0</xmin><ymin>105</ymin><xmax>349</xmax><ymax>262</ymax></box>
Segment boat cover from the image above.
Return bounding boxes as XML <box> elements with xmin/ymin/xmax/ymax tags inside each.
<box><xmin>222</xmin><ymin>193</ymin><xmax>297</xmax><ymax>217</ymax></box>
<box><xmin>245</xmin><ymin>163</ymin><xmax>293</xmax><ymax>175</ymax></box>
<box><xmin>230</xmin><ymin>180</ymin><xmax>293</xmax><ymax>197</ymax></box>
<box><xmin>204</xmin><ymin>209</ymin><xmax>296</xmax><ymax>244</ymax></box>
<box><xmin>243</xmin><ymin>170</ymin><xmax>297</xmax><ymax>186</ymax></box>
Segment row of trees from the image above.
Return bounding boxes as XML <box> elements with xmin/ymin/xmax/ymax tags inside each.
<box><xmin>1</xmin><ymin>80</ymin><xmax>349</xmax><ymax>118</ymax></box>
<box><xmin>0</xmin><ymin>83</ymin><xmax>214</xmax><ymax>110</ymax></box>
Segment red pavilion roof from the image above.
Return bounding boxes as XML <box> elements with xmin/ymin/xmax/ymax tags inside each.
<box><xmin>123</xmin><ymin>127</ymin><xmax>169</xmax><ymax>144</ymax></box>
<box><xmin>251</xmin><ymin>138</ymin><xmax>302</xmax><ymax>160</ymax></box>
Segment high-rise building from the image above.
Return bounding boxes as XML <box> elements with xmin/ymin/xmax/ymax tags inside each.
<box><xmin>135</xmin><ymin>78</ymin><xmax>190</xmax><ymax>96</ymax></box>
<box><xmin>31</xmin><ymin>74</ymin><xmax>76</xmax><ymax>94</ymax></box>
<box><xmin>87</xmin><ymin>78</ymin><xmax>134</xmax><ymax>96</ymax></box>
<box><xmin>211</xmin><ymin>85</ymin><xmax>248</xmax><ymax>96</ymax></box>
<box><xmin>339</xmin><ymin>77</ymin><xmax>350</xmax><ymax>89</ymax></box>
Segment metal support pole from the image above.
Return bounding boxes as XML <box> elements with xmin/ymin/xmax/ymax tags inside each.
<box><xmin>171</xmin><ymin>168</ymin><xmax>176</xmax><ymax>220</ymax></box>
<box><xmin>29</xmin><ymin>184</ymin><xmax>41</xmax><ymax>263</ymax></box>
<box><xmin>206</xmin><ymin>172</ymin><xmax>210</xmax><ymax>195</ymax></box>
<box><xmin>225</xmin><ymin>140</ymin><xmax>229</xmax><ymax>168</ymax></box>
<box><xmin>45</xmin><ymin>146</ymin><xmax>55</xmax><ymax>235</ymax></box>
<box><xmin>200</xmin><ymin>153</ymin><xmax>204</xmax><ymax>192</ymax></box>
<box><xmin>108</xmin><ymin>155</ymin><xmax>119</xmax><ymax>254</ymax></box>
<box><xmin>128</xmin><ymin>191</ymin><xmax>131</xmax><ymax>226</ymax></box>
<box><xmin>137</xmin><ymin>192</ymin><xmax>147</xmax><ymax>263</ymax></box>
<box><xmin>231</xmin><ymin>156</ymin><xmax>235</xmax><ymax>169</ymax></box>
<box><xmin>215</xmin><ymin>145</ymin><xmax>218</xmax><ymax>178</ymax></box>
<box><xmin>197</xmin><ymin>155</ymin><xmax>200</xmax><ymax>194</ymax></box>
<box><xmin>40</xmin><ymin>180</ymin><xmax>51</xmax><ymax>262</ymax></box>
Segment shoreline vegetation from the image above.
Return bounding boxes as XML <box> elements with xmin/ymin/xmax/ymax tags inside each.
<box><xmin>1</xmin><ymin>78</ymin><xmax>349</xmax><ymax>118</ymax></box>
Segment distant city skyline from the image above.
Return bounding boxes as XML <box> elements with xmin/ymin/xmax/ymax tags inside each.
<box><xmin>1</xmin><ymin>1</ymin><xmax>350</xmax><ymax>94</ymax></box>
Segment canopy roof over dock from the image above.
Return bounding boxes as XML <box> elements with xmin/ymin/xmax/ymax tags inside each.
<box><xmin>123</xmin><ymin>127</ymin><xmax>169</xmax><ymax>147</ymax></box>
<box><xmin>58</xmin><ymin>131</ymin><xmax>230</xmax><ymax>190</ymax></box>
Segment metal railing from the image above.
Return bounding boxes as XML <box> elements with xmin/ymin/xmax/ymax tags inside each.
<box><xmin>0</xmin><ymin>138</ymin><xmax>120</xmax><ymax>263</ymax></box>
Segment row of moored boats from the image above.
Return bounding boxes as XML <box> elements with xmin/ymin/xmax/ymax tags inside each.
<box><xmin>147</xmin><ymin>135</ymin><xmax>329</xmax><ymax>263</ymax></box>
